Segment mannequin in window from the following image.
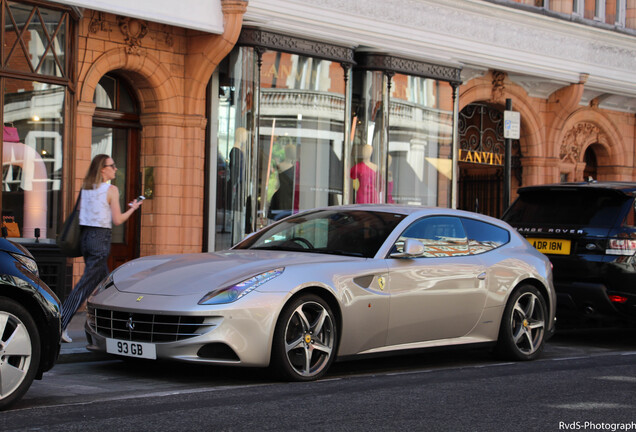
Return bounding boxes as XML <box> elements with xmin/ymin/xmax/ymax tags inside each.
<box><xmin>229</xmin><ymin>127</ymin><xmax>247</xmax><ymax>240</ymax></box>
<box><xmin>270</xmin><ymin>142</ymin><xmax>298</xmax><ymax>217</ymax></box>
<box><xmin>350</xmin><ymin>144</ymin><xmax>378</xmax><ymax>204</ymax></box>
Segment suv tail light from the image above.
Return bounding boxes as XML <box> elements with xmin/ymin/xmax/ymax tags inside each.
<box><xmin>606</xmin><ymin>239</ymin><xmax>636</xmax><ymax>256</ymax></box>
<box><xmin>609</xmin><ymin>295</ymin><xmax>628</xmax><ymax>304</ymax></box>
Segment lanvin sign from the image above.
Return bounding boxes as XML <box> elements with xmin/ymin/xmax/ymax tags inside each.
<box><xmin>459</xmin><ymin>149</ymin><xmax>504</xmax><ymax>166</ymax></box>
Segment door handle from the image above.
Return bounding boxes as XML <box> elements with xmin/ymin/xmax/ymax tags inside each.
<box><xmin>477</xmin><ymin>272</ymin><xmax>487</xmax><ymax>280</ymax></box>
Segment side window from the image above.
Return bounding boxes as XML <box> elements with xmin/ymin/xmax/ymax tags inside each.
<box><xmin>461</xmin><ymin>217</ymin><xmax>510</xmax><ymax>255</ymax></box>
<box><xmin>394</xmin><ymin>216</ymin><xmax>469</xmax><ymax>257</ymax></box>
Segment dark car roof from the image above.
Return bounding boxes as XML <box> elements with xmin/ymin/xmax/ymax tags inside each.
<box><xmin>517</xmin><ymin>181</ymin><xmax>636</xmax><ymax>196</ymax></box>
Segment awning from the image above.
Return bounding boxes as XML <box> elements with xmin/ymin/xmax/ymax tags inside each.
<box><xmin>55</xmin><ymin>0</ymin><xmax>224</xmax><ymax>34</ymax></box>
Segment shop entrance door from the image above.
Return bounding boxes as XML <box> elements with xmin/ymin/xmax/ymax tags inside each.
<box><xmin>92</xmin><ymin>74</ymin><xmax>141</xmax><ymax>271</ymax></box>
<box><xmin>90</xmin><ymin>126</ymin><xmax>140</xmax><ymax>270</ymax></box>
<box><xmin>457</xmin><ymin>103</ymin><xmax>520</xmax><ymax>218</ymax></box>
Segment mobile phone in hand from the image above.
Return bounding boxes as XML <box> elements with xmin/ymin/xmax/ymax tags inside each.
<box><xmin>135</xmin><ymin>196</ymin><xmax>145</xmax><ymax>203</ymax></box>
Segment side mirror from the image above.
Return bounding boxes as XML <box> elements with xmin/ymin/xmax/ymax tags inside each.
<box><xmin>390</xmin><ymin>238</ymin><xmax>425</xmax><ymax>258</ymax></box>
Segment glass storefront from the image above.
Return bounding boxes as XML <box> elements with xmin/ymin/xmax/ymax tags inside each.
<box><xmin>351</xmin><ymin>70</ymin><xmax>386</xmax><ymax>204</ymax></box>
<box><xmin>388</xmin><ymin>74</ymin><xmax>454</xmax><ymax>207</ymax></box>
<box><xmin>215</xmin><ymin>47</ymin><xmax>256</xmax><ymax>250</ymax></box>
<box><xmin>214</xmin><ymin>46</ymin><xmax>348</xmax><ymax>250</ymax></box>
<box><xmin>1</xmin><ymin>1</ymin><xmax>73</xmax><ymax>242</ymax></box>
<box><xmin>209</xmin><ymin>31</ymin><xmax>460</xmax><ymax>250</ymax></box>
<box><xmin>3</xmin><ymin>80</ymin><xmax>65</xmax><ymax>240</ymax></box>
<box><xmin>259</xmin><ymin>51</ymin><xmax>346</xmax><ymax>222</ymax></box>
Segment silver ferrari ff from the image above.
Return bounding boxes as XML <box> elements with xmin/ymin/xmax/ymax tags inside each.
<box><xmin>85</xmin><ymin>205</ymin><xmax>556</xmax><ymax>381</ymax></box>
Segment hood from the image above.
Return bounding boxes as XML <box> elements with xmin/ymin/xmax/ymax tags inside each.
<box><xmin>112</xmin><ymin>250</ymin><xmax>359</xmax><ymax>296</ymax></box>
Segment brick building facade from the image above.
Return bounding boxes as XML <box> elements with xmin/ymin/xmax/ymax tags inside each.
<box><xmin>0</xmin><ymin>0</ymin><xmax>634</xmax><ymax>298</ymax></box>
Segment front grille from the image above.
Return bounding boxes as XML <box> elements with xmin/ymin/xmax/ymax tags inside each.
<box><xmin>87</xmin><ymin>307</ymin><xmax>216</xmax><ymax>343</ymax></box>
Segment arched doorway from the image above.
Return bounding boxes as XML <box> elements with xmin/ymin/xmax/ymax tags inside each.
<box><xmin>92</xmin><ymin>73</ymin><xmax>141</xmax><ymax>270</ymax></box>
<box><xmin>457</xmin><ymin>103</ymin><xmax>521</xmax><ymax>218</ymax></box>
<box><xmin>583</xmin><ymin>146</ymin><xmax>598</xmax><ymax>181</ymax></box>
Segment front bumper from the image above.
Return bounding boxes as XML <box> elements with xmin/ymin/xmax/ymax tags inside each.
<box><xmin>85</xmin><ymin>290</ymin><xmax>287</xmax><ymax>367</ymax></box>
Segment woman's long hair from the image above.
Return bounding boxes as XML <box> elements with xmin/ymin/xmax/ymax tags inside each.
<box><xmin>82</xmin><ymin>154</ymin><xmax>110</xmax><ymax>190</ymax></box>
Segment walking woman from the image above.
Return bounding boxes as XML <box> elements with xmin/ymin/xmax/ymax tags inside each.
<box><xmin>61</xmin><ymin>154</ymin><xmax>143</xmax><ymax>342</ymax></box>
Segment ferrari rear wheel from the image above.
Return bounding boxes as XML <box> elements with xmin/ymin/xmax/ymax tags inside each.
<box><xmin>271</xmin><ymin>294</ymin><xmax>337</xmax><ymax>381</ymax></box>
<box><xmin>496</xmin><ymin>285</ymin><xmax>547</xmax><ymax>361</ymax></box>
<box><xmin>0</xmin><ymin>297</ymin><xmax>41</xmax><ymax>410</ymax></box>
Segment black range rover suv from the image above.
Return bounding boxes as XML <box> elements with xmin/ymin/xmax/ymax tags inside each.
<box><xmin>502</xmin><ymin>181</ymin><xmax>636</xmax><ymax>322</ymax></box>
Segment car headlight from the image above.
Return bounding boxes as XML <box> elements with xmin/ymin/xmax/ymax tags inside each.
<box><xmin>90</xmin><ymin>272</ymin><xmax>115</xmax><ymax>298</ymax></box>
<box><xmin>10</xmin><ymin>253</ymin><xmax>38</xmax><ymax>276</ymax></box>
<box><xmin>198</xmin><ymin>268</ymin><xmax>284</xmax><ymax>305</ymax></box>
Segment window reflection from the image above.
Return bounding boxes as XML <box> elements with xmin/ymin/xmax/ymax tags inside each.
<box><xmin>395</xmin><ymin>216</ymin><xmax>470</xmax><ymax>257</ymax></box>
<box><xmin>259</xmin><ymin>52</ymin><xmax>346</xmax><ymax>224</ymax></box>
<box><xmin>389</xmin><ymin>75</ymin><xmax>453</xmax><ymax>207</ymax></box>
<box><xmin>351</xmin><ymin>70</ymin><xmax>384</xmax><ymax>204</ymax></box>
<box><xmin>2</xmin><ymin>79</ymin><xmax>65</xmax><ymax>240</ymax></box>
<box><xmin>216</xmin><ymin>48</ymin><xmax>255</xmax><ymax>250</ymax></box>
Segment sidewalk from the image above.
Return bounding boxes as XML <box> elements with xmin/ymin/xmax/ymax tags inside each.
<box><xmin>58</xmin><ymin>311</ymin><xmax>108</xmax><ymax>364</ymax></box>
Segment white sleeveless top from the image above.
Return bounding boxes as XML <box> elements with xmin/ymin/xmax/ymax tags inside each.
<box><xmin>79</xmin><ymin>183</ymin><xmax>112</xmax><ymax>228</ymax></box>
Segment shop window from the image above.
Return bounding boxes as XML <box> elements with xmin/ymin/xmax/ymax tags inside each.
<box><xmin>1</xmin><ymin>1</ymin><xmax>74</xmax><ymax>243</ymax></box>
<box><xmin>351</xmin><ymin>70</ymin><xmax>385</xmax><ymax>205</ymax></box>
<box><xmin>2</xmin><ymin>79</ymin><xmax>65</xmax><ymax>240</ymax></box>
<box><xmin>259</xmin><ymin>51</ymin><xmax>346</xmax><ymax>223</ymax></box>
<box><xmin>212</xmin><ymin>46</ymin><xmax>347</xmax><ymax>250</ymax></box>
<box><xmin>388</xmin><ymin>74</ymin><xmax>454</xmax><ymax>207</ymax></box>
<box><xmin>214</xmin><ymin>48</ymin><xmax>257</xmax><ymax>250</ymax></box>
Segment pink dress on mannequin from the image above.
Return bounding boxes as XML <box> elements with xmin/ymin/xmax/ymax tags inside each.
<box><xmin>350</xmin><ymin>162</ymin><xmax>378</xmax><ymax>204</ymax></box>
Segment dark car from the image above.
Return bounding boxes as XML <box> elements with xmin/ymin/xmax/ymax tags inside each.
<box><xmin>502</xmin><ymin>181</ymin><xmax>636</xmax><ymax>322</ymax></box>
<box><xmin>0</xmin><ymin>236</ymin><xmax>61</xmax><ymax>409</ymax></box>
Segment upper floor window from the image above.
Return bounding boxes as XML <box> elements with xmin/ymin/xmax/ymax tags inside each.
<box><xmin>573</xmin><ymin>0</ymin><xmax>585</xmax><ymax>15</ymax></box>
<box><xmin>594</xmin><ymin>0</ymin><xmax>606</xmax><ymax>21</ymax></box>
<box><xmin>3</xmin><ymin>1</ymin><xmax>70</xmax><ymax>78</ymax></box>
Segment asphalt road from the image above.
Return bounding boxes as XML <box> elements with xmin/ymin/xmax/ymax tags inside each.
<box><xmin>3</xmin><ymin>327</ymin><xmax>635</xmax><ymax>432</ymax></box>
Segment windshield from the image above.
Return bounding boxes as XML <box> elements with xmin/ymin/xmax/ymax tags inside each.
<box><xmin>235</xmin><ymin>210</ymin><xmax>406</xmax><ymax>258</ymax></box>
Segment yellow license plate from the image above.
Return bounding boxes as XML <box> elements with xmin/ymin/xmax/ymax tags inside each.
<box><xmin>527</xmin><ymin>238</ymin><xmax>571</xmax><ymax>255</ymax></box>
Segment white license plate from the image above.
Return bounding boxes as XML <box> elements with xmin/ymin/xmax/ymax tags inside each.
<box><xmin>106</xmin><ymin>338</ymin><xmax>156</xmax><ymax>360</ymax></box>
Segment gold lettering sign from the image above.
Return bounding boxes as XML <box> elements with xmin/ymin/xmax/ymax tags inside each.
<box><xmin>459</xmin><ymin>150</ymin><xmax>504</xmax><ymax>166</ymax></box>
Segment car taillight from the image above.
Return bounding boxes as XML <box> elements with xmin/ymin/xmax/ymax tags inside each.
<box><xmin>605</xmin><ymin>239</ymin><xmax>636</xmax><ymax>256</ymax></box>
<box><xmin>609</xmin><ymin>295</ymin><xmax>628</xmax><ymax>304</ymax></box>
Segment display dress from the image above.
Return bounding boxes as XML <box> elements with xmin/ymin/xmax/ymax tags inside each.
<box><xmin>350</xmin><ymin>161</ymin><xmax>378</xmax><ymax>204</ymax></box>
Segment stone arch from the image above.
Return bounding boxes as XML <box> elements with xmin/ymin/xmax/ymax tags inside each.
<box><xmin>460</xmin><ymin>71</ymin><xmax>549</xmax><ymax>188</ymax></box>
<box><xmin>79</xmin><ymin>47</ymin><xmax>178</xmax><ymax>112</ymax></box>
<box><xmin>554</xmin><ymin>107</ymin><xmax>626</xmax><ymax>181</ymax></box>
<box><xmin>459</xmin><ymin>72</ymin><xmax>544</xmax><ymax>159</ymax></box>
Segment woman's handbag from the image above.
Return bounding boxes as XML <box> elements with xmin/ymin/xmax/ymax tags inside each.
<box><xmin>57</xmin><ymin>192</ymin><xmax>82</xmax><ymax>257</ymax></box>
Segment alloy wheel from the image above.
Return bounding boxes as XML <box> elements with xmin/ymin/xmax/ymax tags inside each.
<box><xmin>509</xmin><ymin>291</ymin><xmax>545</xmax><ymax>356</ymax></box>
<box><xmin>0</xmin><ymin>311</ymin><xmax>33</xmax><ymax>400</ymax></box>
<box><xmin>283</xmin><ymin>300</ymin><xmax>335</xmax><ymax>378</ymax></box>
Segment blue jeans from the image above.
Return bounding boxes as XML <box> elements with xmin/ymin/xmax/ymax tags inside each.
<box><xmin>61</xmin><ymin>226</ymin><xmax>111</xmax><ymax>330</ymax></box>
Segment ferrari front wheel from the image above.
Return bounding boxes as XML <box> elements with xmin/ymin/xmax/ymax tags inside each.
<box><xmin>271</xmin><ymin>294</ymin><xmax>337</xmax><ymax>381</ymax></box>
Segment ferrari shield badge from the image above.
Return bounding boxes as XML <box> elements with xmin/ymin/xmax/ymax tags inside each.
<box><xmin>378</xmin><ymin>276</ymin><xmax>385</xmax><ymax>291</ymax></box>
